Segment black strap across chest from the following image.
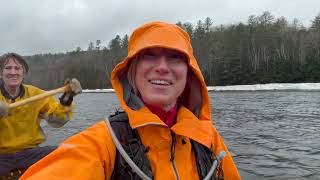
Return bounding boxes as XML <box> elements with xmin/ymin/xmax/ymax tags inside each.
<box><xmin>108</xmin><ymin>111</ymin><xmax>223</xmax><ymax>180</ymax></box>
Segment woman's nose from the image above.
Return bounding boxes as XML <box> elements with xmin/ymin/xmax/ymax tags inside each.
<box><xmin>154</xmin><ymin>56</ymin><xmax>170</xmax><ymax>73</ymax></box>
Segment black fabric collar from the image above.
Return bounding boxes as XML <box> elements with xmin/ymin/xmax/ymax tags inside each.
<box><xmin>0</xmin><ymin>81</ymin><xmax>25</xmax><ymax>101</ymax></box>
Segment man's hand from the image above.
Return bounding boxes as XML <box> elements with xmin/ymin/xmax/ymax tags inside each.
<box><xmin>59</xmin><ymin>78</ymin><xmax>82</xmax><ymax>106</ymax></box>
<box><xmin>0</xmin><ymin>101</ymin><xmax>9</xmax><ymax>117</ymax></box>
<box><xmin>65</xmin><ymin>78</ymin><xmax>82</xmax><ymax>95</ymax></box>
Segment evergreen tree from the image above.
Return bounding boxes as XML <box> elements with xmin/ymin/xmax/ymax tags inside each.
<box><xmin>87</xmin><ymin>42</ymin><xmax>94</xmax><ymax>51</ymax></box>
<box><xmin>96</xmin><ymin>40</ymin><xmax>102</xmax><ymax>50</ymax></box>
<box><xmin>311</xmin><ymin>13</ymin><xmax>320</xmax><ymax>31</ymax></box>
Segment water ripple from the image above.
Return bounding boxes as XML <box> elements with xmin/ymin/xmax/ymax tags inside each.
<box><xmin>41</xmin><ymin>91</ymin><xmax>320</xmax><ymax>179</ymax></box>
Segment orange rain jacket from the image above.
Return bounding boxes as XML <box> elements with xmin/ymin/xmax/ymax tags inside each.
<box><xmin>21</xmin><ymin>22</ymin><xmax>241</xmax><ymax>180</ymax></box>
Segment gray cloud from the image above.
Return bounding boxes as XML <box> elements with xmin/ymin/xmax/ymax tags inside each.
<box><xmin>0</xmin><ymin>0</ymin><xmax>319</xmax><ymax>55</ymax></box>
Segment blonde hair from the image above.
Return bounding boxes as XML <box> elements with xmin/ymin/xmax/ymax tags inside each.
<box><xmin>126</xmin><ymin>57</ymin><xmax>139</xmax><ymax>95</ymax></box>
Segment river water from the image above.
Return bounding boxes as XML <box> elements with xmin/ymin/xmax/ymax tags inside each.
<box><xmin>42</xmin><ymin>91</ymin><xmax>320</xmax><ymax>179</ymax></box>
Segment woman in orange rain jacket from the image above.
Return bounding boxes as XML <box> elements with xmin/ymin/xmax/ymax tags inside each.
<box><xmin>21</xmin><ymin>21</ymin><xmax>241</xmax><ymax>180</ymax></box>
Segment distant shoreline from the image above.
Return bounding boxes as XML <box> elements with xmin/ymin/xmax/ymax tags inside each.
<box><xmin>82</xmin><ymin>83</ymin><xmax>320</xmax><ymax>93</ymax></box>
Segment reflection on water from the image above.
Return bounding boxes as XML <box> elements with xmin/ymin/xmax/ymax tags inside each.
<box><xmin>42</xmin><ymin>91</ymin><xmax>320</xmax><ymax>179</ymax></box>
<box><xmin>211</xmin><ymin>91</ymin><xmax>320</xmax><ymax>179</ymax></box>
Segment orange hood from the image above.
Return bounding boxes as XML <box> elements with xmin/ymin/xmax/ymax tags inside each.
<box><xmin>111</xmin><ymin>21</ymin><xmax>211</xmax><ymax>126</ymax></box>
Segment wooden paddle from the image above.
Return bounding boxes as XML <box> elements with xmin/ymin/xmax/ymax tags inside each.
<box><xmin>0</xmin><ymin>78</ymin><xmax>82</xmax><ymax>117</ymax></box>
<box><xmin>9</xmin><ymin>86</ymin><xmax>67</xmax><ymax>109</ymax></box>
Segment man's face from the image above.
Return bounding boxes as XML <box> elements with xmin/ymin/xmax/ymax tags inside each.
<box><xmin>1</xmin><ymin>58</ymin><xmax>25</xmax><ymax>89</ymax></box>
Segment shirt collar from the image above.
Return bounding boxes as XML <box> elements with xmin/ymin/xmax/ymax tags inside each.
<box><xmin>0</xmin><ymin>81</ymin><xmax>25</xmax><ymax>101</ymax></box>
<box><xmin>145</xmin><ymin>103</ymin><xmax>177</xmax><ymax>128</ymax></box>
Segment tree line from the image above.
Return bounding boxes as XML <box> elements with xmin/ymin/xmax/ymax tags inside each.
<box><xmin>24</xmin><ymin>11</ymin><xmax>320</xmax><ymax>89</ymax></box>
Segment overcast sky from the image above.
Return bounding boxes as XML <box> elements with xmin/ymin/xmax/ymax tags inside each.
<box><xmin>1</xmin><ymin>0</ymin><xmax>319</xmax><ymax>56</ymax></box>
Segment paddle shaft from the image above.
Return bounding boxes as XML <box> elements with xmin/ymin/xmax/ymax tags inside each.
<box><xmin>9</xmin><ymin>86</ymin><xmax>67</xmax><ymax>109</ymax></box>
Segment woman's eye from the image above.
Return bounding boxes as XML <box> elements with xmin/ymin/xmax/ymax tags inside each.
<box><xmin>141</xmin><ymin>53</ymin><xmax>156</xmax><ymax>60</ymax></box>
<box><xmin>167</xmin><ymin>54</ymin><xmax>183</xmax><ymax>61</ymax></box>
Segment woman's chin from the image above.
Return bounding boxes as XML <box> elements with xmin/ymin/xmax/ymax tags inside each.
<box><xmin>145</xmin><ymin>98</ymin><xmax>176</xmax><ymax>110</ymax></box>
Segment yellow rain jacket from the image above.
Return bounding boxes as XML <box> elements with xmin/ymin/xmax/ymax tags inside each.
<box><xmin>0</xmin><ymin>84</ymin><xmax>73</xmax><ymax>154</ymax></box>
<box><xmin>21</xmin><ymin>22</ymin><xmax>241</xmax><ymax>180</ymax></box>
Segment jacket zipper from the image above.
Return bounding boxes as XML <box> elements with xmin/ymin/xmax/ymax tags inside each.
<box><xmin>170</xmin><ymin>131</ymin><xmax>180</xmax><ymax>180</ymax></box>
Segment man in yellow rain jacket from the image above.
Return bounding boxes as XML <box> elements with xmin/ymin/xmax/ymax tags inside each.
<box><xmin>0</xmin><ymin>53</ymin><xmax>78</xmax><ymax>176</ymax></box>
<box><xmin>21</xmin><ymin>21</ymin><xmax>241</xmax><ymax>179</ymax></box>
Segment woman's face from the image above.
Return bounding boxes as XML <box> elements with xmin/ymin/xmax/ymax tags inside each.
<box><xmin>135</xmin><ymin>48</ymin><xmax>188</xmax><ymax>111</ymax></box>
<box><xmin>1</xmin><ymin>58</ymin><xmax>25</xmax><ymax>90</ymax></box>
